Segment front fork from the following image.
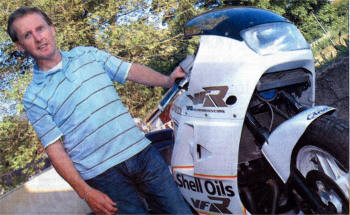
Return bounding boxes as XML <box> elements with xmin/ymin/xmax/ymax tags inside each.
<box><xmin>288</xmin><ymin>168</ymin><xmax>330</xmax><ymax>214</ymax></box>
<box><xmin>245</xmin><ymin>113</ymin><xmax>333</xmax><ymax>213</ymax></box>
<box><xmin>245</xmin><ymin>93</ymin><xmax>335</xmax><ymax>213</ymax></box>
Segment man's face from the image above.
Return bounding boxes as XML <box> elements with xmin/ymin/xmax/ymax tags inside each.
<box><xmin>13</xmin><ymin>12</ymin><xmax>57</xmax><ymax>61</ymax></box>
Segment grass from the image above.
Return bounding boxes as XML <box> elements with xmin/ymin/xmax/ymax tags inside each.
<box><xmin>311</xmin><ymin>22</ymin><xmax>349</xmax><ymax>69</ymax></box>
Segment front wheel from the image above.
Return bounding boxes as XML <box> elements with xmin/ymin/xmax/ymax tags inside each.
<box><xmin>294</xmin><ymin>114</ymin><xmax>349</xmax><ymax>214</ymax></box>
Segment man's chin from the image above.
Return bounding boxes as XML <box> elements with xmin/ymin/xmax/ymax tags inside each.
<box><xmin>32</xmin><ymin>50</ymin><xmax>57</xmax><ymax>61</ymax></box>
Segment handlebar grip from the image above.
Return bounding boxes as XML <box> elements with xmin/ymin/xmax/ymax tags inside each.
<box><xmin>175</xmin><ymin>78</ymin><xmax>184</xmax><ymax>86</ymax></box>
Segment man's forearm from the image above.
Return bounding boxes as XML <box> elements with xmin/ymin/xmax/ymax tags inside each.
<box><xmin>46</xmin><ymin>140</ymin><xmax>91</xmax><ymax>199</ymax></box>
<box><xmin>127</xmin><ymin>63</ymin><xmax>172</xmax><ymax>88</ymax></box>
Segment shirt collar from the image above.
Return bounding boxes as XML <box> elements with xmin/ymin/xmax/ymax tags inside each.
<box><xmin>32</xmin><ymin>51</ymin><xmax>76</xmax><ymax>84</ymax></box>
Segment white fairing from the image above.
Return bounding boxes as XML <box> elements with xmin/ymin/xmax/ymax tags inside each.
<box><xmin>170</xmin><ymin>35</ymin><xmax>315</xmax><ymax>214</ymax></box>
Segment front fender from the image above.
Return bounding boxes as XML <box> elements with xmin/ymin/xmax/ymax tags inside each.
<box><xmin>261</xmin><ymin>106</ymin><xmax>335</xmax><ymax>183</ymax></box>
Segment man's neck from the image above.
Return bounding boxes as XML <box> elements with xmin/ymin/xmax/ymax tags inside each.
<box><xmin>36</xmin><ymin>50</ymin><xmax>62</xmax><ymax>71</ymax></box>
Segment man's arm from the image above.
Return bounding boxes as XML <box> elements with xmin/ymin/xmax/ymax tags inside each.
<box><xmin>46</xmin><ymin>140</ymin><xmax>117</xmax><ymax>215</ymax></box>
<box><xmin>126</xmin><ymin>63</ymin><xmax>184</xmax><ymax>88</ymax></box>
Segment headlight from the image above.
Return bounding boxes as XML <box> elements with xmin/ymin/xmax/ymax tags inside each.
<box><xmin>240</xmin><ymin>22</ymin><xmax>310</xmax><ymax>55</ymax></box>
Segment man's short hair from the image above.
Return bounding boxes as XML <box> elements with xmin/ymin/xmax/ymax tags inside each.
<box><xmin>7</xmin><ymin>7</ymin><xmax>53</xmax><ymax>42</ymax></box>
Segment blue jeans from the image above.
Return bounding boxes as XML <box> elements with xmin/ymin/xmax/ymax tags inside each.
<box><xmin>86</xmin><ymin>144</ymin><xmax>192</xmax><ymax>214</ymax></box>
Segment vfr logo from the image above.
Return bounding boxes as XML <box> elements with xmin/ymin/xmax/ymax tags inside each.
<box><xmin>191</xmin><ymin>196</ymin><xmax>232</xmax><ymax>214</ymax></box>
<box><xmin>187</xmin><ymin>86</ymin><xmax>228</xmax><ymax>107</ymax></box>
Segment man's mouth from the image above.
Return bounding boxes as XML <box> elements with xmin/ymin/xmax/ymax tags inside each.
<box><xmin>38</xmin><ymin>43</ymin><xmax>48</xmax><ymax>50</ymax></box>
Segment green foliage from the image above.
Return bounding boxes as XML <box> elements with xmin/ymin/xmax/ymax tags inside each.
<box><xmin>0</xmin><ymin>116</ymin><xmax>46</xmax><ymax>195</ymax></box>
<box><xmin>311</xmin><ymin>0</ymin><xmax>348</xmax><ymax>68</ymax></box>
<box><xmin>314</xmin><ymin>36</ymin><xmax>349</xmax><ymax>69</ymax></box>
<box><xmin>0</xmin><ymin>0</ymin><xmax>200</xmax><ymax>195</ymax></box>
<box><xmin>0</xmin><ymin>0</ymin><xmax>201</xmax><ymax>118</ymax></box>
<box><xmin>87</xmin><ymin>0</ymin><xmax>200</xmax><ymax>118</ymax></box>
<box><xmin>334</xmin><ymin>38</ymin><xmax>349</xmax><ymax>56</ymax></box>
<box><xmin>115</xmin><ymin>83</ymin><xmax>164</xmax><ymax>119</ymax></box>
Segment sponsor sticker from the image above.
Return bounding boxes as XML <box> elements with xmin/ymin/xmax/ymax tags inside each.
<box><xmin>175</xmin><ymin>173</ymin><xmax>236</xmax><ymax>214</ymax></box>
<box><xmin>187</xmin><ymin>86</ymin><xmax>228</xmax><ymax>108</ymax></box>
<box><xmin>306</xmin><ymin>107</ymin><xmax>331</xmax><ymax>120</ymax></box>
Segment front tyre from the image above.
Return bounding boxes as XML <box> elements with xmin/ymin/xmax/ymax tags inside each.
<box><xmin>294</xmin><ymin>115</ymin><xmax>349</xmax><ymax>214</ymax></box>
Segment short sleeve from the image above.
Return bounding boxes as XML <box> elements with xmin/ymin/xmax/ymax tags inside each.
<box><xmin>95</xmin><ymin>49</ymin><xmax>132</xmax><ymax>84</ymax></box>
<box><xmin>24</xmin><ymin>100</ymin><xmax>63</xmax><ymax>149</ymax></box>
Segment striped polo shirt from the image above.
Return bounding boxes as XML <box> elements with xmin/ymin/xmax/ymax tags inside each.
<box><xmin>23</xmin><ymin>46</ymin><xmax>150</xmax><ymax>180</ymax></box>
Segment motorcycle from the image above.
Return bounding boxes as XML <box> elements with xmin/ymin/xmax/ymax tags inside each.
<box><xmin>145</xmin><ymin>7</ymin><xmax>349</xmax><ymax>214</ymax></box>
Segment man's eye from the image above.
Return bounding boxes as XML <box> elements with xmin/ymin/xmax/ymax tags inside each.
<box><xmin>24</xmin><ymin>33</ymin><xmax>31</xmax><ymax>39</ymax></box>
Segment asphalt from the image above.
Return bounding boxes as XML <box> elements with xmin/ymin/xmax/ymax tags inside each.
<box><xmin>0</xmin><ymin>167</ymin><xmax>91</xmax><ymax>214</ymax></box>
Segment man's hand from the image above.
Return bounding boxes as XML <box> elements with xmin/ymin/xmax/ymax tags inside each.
<box><xmin>86</xmin><ymin>188</ymin><xmax>118</xmax><ymax>215</ymax></box>
<box><xmin>45</xmin><ymin>141</ymin><xmax>117</xmax><ymax>215</ymax></box>
<box><xmin>168</xmin><ymin>66</ymin><xmax>185</xmax><ymax>88</ymax></box>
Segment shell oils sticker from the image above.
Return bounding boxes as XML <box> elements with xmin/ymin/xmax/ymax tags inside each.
<box><xmin>174</xmin><ymin>172</ymin><xmax>239</xmax><ymax>214</ymax></box>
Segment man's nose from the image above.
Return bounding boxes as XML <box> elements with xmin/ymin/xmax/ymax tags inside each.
<box><xmin>33</xmin><ymin>32</ymin><xmax>43</xmax><ymax>42</ymax></box>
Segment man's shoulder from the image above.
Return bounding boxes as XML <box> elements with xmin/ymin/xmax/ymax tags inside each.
<box><xmin>65</xmin><ymin>46</ymin><xmax>113</xmax><ymax>64</ymax></box>
<box><xmin>67</xmin><ymin>46</ymin><xmax>99</xmax><ymax>57</ymax></box>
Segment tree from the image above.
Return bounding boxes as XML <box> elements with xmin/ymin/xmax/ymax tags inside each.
<box><xmin>0</xmin><ymin>0</ymin><xmax>199</xmax><ymax>195</ymax></box>
<box><xmin>0</xmin><ymin>0</ymin><xmax>200</xmax><ymax>116</ymax></box>
<box><xmin>0</xmin><ymin>115</ymin><xmax>45</xmax><ymax>195</ymax></box>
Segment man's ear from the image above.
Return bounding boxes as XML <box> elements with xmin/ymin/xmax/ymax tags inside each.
<box><xmin>50</xmin><ymin>25</ymin><xmax>56</xmax><ymax>37</ymax></box>
<box><xmin>15</xmin><ymin>42</ymin><xmax>25</xmax><ymax>53</ymax></box>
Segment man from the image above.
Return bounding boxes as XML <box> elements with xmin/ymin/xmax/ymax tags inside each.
<box><xmin>7</xmin><ymin>7</ymin><xmax>191</xmax><ymax>215</ymax></box>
